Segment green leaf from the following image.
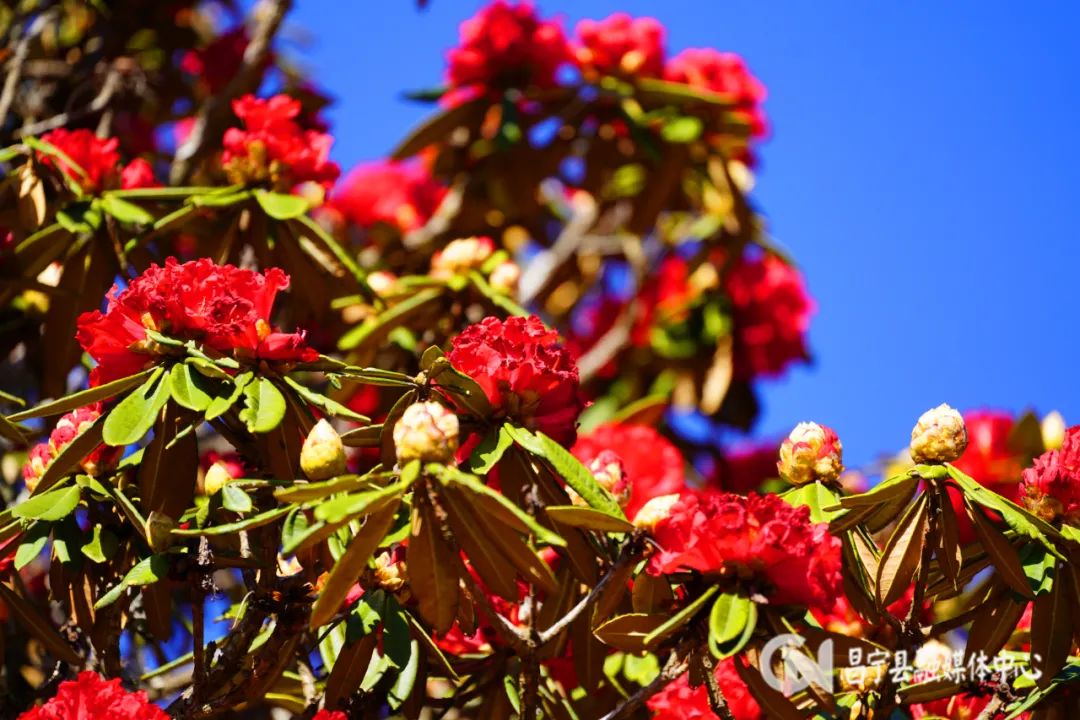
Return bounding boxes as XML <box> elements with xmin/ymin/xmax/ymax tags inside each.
<box><xmin>239</xmin><ymin>377</ymin><xmax>286</xmax><ymax>434</ymax></box>
<box><xmin>644</xmin><ymin>586</ymin><xmax>720</xmax><ymax>647</ymax></box>
<box><xmin>275</xmin><ymin>474</ymin><xmax>378</xmax><ymax>503</ymax></box>
<box><xmin>338</xmin><ymin>287</ymin><xmax>443</xmax><ymax>351</ymax></box>
<box><xmin>1020</xmin><ymin>544</ymin><xmax>1056</xmax><ymax>596</ymax></box>
<box><xmin>281</xmin><ymin>508</ymin><xmax>311</xmax><ymax>553</ymax></box>
<box><xmin>544</xmin><ymin>505</ymin><xmax>634</xmax><ymax>534</ymax></box>
<box><xmin>505</xmin><ymin>425</ymin><xmax>626</xmax><ymax>520</ymax></box>
<box><xmin>169</xmin><ymin>363</ymin><xmax>214</xmax><ymax>411</ymax></box>
<box><xmin>100</xmin><ymin>194</ymin><xmax>154</xmax><ymax>224</ymax></box>
<box><xmin>708</xmin><ymin>593</ymin><xmax>757</xmax><ymax>658</ymax></box>
<box><xmin>103</xmin><ymin>368</ymin><xmax>169</xmax><ymax>446</ymax></box>
<box><xmin>8</xmin><ymin>368</ymin><xmax>156</xmax><ymax>422</ymax></box>
<box><xmin>15</xmin><ymin>522</ymin><xmax>49</xmax><ymax>570</ymax></box>
<box><xmin>781</xmin><ymin>482</ymin><xmax>843</xmax><ymax>523</ymax></box>
<box><xmin>467</xmin><ymin>272</ymin><xmax>530</xmax><ymax>317</ymax></box>
<box><xmin>13</xmin><ymin>484</ymin><xmax>80</xmax><ymax>521</ymax></box>
<box><xmin>282</xmin><ymin>376</ymin><xmax>369</xmax><ymax>423</ymax></box>
<box><xmin>419</xmin><ymin>345</ymin><xmax>444</xmax><ymax>371</ymax></box>
<box><xmin>95</xmin><ymin>554</ymin><xmax>170</xmax><ymax>609</ymax></box>
<box><xmin>221</xmin><ymin>484</ymin><xmax>253</xmax><ymax>513</ymax></box>
<box><xmin>81</xmin><ymin>526</ymin><xmax>118</xmax><ymax>564</ymax></box>
<box><xmin>948</xmin><ymin>465</ymin><xmax>1063</xmax><ymax>554</ymax></box>
<box><xmin>56</xmin><ymin>200</ymin><xmax>103</xmax><ymax>234</ymax></box>
<box><xmin>190</xmin><ymin>189</ymin><xmax>251</xmax><ymax>207</ymax></box>
<box><xmin>314</xmin><ymin>482</ymin><xmax>409</xmax><ymax>525</ymax></box>
<box><xmin>171</xmin><ymin>506</ymin><xmax>292</xmax><ymax>537</ymax></box>
<box><xmin>387</xmin><ymin>639</ymin><xmax>420</xmax><ymax>710</ymax></box>
<box><xmin>253</xmin><ymin>189</ymin><xmax>310</xmax><ymax>220</ymax></box>
<box><xmin>205</xmin><ymin>371</ymin><xmax>252</xmax><ymax>421</ymax></box>
<box><xmin>464</xmin><ymin>425</ymin><xmax>513</xmax><ymax>475</ymax></box>
<box><xmin>661</xmin><ymin>116</ymin><xmax>704</xmax><ymax>143</ymax></box>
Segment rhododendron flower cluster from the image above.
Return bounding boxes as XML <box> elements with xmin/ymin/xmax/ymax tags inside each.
<box><xmin>76</xmin><ymin>258</ymin><xmax>316</xmax><ymax>385</ymax></box>
<box><xmin>647</xmin><ymin>658</ymin><xmax>762</xmax><ymax>720</ymax></box>
<box><xmin>17</xmin><ymin>671</ymin><xmax>167</xmax><ymax>720</ymax></box>
<box><xmin>574</xmin><ymin>13</ymin><xmax>665</xmax><ymax>79</ymax></box>
<box><xmin>572</xmin><ymin>422</ymin><xmax>687</xmax><ymax>517</ymax></box>
<box><xmin>221</xmin><ymin>94</ymin><xmax>339</xmax><ymax>191</ymax></box>
<box><xmin>444</xmin><ymin>0</ymin><xmax>572</xmax><ymax>103</ymax></box>
<box><xmin>1020</xmin><ymin>425</ymin><xmax>1080</xmax><ymax>525</ymax></box>
<box><xmin>649</xmin><ymin>490</ymin><xmax>842</xmax><ymax>609</ymax></box>
<box><xmin>22</xmin><ymin>404</ymin><xmax>118</xmax><ymax>492</ymax></box>
<box><xmin>446</xmin><ymin>315</ymin><xmax>585</xmax><ymax>446</ymax></box>
<box><xmin>331</xmin><ymin>160</ymin><xmax>445</xmax><ymax>233</ymax></box>
<box><xmin>664</xmin><ymin>49</ymin><xmax>768</xmax><ymax>137</ymax></box>
<box><xmin>39</xmin><ymin>128</ymin><xmax>157</xmax><ymax>193</ymax></box>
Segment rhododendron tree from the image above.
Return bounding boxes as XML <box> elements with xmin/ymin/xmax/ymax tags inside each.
<box><xmin>0</xmin><ymin>2</ymin><xmax>1076</xmax><ymax>719</ymax></box>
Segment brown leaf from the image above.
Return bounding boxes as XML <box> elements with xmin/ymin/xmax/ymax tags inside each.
<box><xmin>16</xmin><ymin>163</ymin><xmax>46</xmax><ymax>229</ymax></box>
<box><xmin>489</xmin><ymin>519</ymin><xmax>558</xmax><ymax>595</ymax></box>
<box><xmin>876</xmin><ymin>492</ymin><xmax>929</xmax><ymax>606</ymax></box>
<box><xmin>593</xmin><ymin>613</ymin><xmax>670</xmax><ymax>652</ymax></box>
<box><xmin>590</xmin><ymin>560</ymin><xmax>634</xmax><ymax>627</ymax></box>
<box><xmin>137</xmin><ymin>402</ymin><xmax>197</xmax><ymax>519</ymax></box>
<box><xmin>571</xmin><ymin>611</ymin><xmax>607</xmax><ymax>692</ymax></box>
<box><xmin>324</xmin><ymin>632</ymin><xmax>377</xmax><ymax>709</ymax></box>
<box><xmin>1031</xmin><ymin>566</ymin><xmax>1073</xmax><ymax>688</ymax></box>
<box><xmin>965</xmin><ymin>586</ymin><xmax>1027</xmax><ymax>661</ymax></box>
<box><xmin>142</xmin><ymin>583</ymin><xmax>172</xmax><ymax>642</ymax></box>
<box><xmin>965</xmin><ymin>499</ymin><xmax>1034</xmax><ymax>598</ymax></box>
<box><xmin>733</xmin><ymin>651</ymin><xmax>804</xmax><ymax>720</ymax></box>
<box><xmin>408</xmin><ymin>497</ymin><xmax>459</xmax><ymax>635</ymax></box>
<box><xmin>439</xmin><ymin>485</ymin><xmax>519</xmax><ymax>600</ymax></box>
<box><xmin>0</xmin><ymin>582</ymin><xmax>81</xmax><ymax>666</ymax></box>
<box><xmin>631</xmin><ymin>572</ymin><xmax>674</xmax><ymax>615</ymax></box>
<box><xmin>310</xmin><ymin>500</ymin><xmax>400</xmax><ymax>628</ymax></box>
<box><xmin>936</xmin><ymin>490</ymin><xmax>964</xmax><ymax>591</ymax></box>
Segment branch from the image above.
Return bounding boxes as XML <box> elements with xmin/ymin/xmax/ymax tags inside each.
<box><xmin>696</xmin><ymin>646</ymin><xmax>737</xmax><ymax>720</ymax></box>
<box><xmin>598</xmin><ymin>636</ymin><xmax>696</xmax><ymax>720</ymax></box>
<box><xmin>0</xmin><ymin>12</ymin><xmax>52</xmax><ymax>130</ymax></box>
<box><xmin>168</xmin><ymin>0</ymin><xmax>291</xmax><ymax>183</ymax></box>
<box><xmin>15</xmin><ymin>66</ymin><xmax>121</xmax><ymax>138</ymax></box>
<box><xmin>538</xmin><ymin>542</ymin><xmax>640</xmax><ymax>645</ymax></box>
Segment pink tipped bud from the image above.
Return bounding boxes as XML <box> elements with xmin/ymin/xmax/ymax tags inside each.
<box><xmin>910</xmin><ymin>404</ymin><xmax>968</xmax><ymax>464</ymax></box>
<box><xmin>778</xmin><ymin>422</ymin><xmax>843</xmax><ymax>486</ymax></box>
<box><xmin>393</xmin><ymin>401</ymin><xmax>460</xmax><ymax>465</ymax></box>
<box><xmin>570</xmin><ymin>450</ymin><xmax>631</xmax><ymax>507</ymax></box>
<box><xmin>430</xmin><ymin>236</ymin><xmax>495</xmax><ymax>278</ymax></box>
<box><xmin>300</xmin><ymin>419</ymin><xmax>347</xmax><ymax>481</ymax></box>
<box><xmin>633</xmin><ymin>493</ymin><xmax>681</xmax><ymax>533</ymax></box>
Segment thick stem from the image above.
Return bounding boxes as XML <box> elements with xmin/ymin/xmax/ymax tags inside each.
<box><xmin>696</xmin><ymin>647</ymin><xmax>737</xmax><ymax>720</ymax></box>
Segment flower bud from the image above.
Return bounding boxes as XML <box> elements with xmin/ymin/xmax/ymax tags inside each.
<box><xmin>430</xmin><ymin>236</ymin><xmax>494</xmax><ymax>278</ymax></box>
<box><xmin>202</xmin><ymin>461</ymin><xmax>234</xmax><ymax>497</ymax></box>
<box><xmin>912</xmin><ymin>639</ymin><xmax>953</xmax><ymax>683</ymax></box>
<box><xmin>633</xmin><ymin>493</ymin><xmax>681</xmax><ymax>533</ymax></box>
<box><xmin>375</xmin><ymin>548</ymin><xmax>409</xmax><ymax>596</ymax></box>
<box><xmin>300</xmin><ymin>419</ymin><xmax>347</xmax><ymax>481</ymax></box>
<box><xmin>910</xmin><ymin>404</ymin><xmax>968</xmax><ymax>464</ymax></box>
<box><xmin>489</xmin><ymin>261</ymin><xmax>521</xmax><ymax>294</ymax></box>
<box><xmin>393</xmin><ymin>401</ymin><xmax>460</xmax><ymax>465</ymax></box>
<box><xmin>1043</xmin><ymin>411</ymin><xmax>1066</xmax><ymax>451</ymax></box>
<box><xmin>777</xmin><ymin>422</ymin><xmax>843</xmax><ymax>485</ymax></box>
<box><xmin>367</xmin><ymin>270</ymin><xmax>399</xmax><ymax>296</ymax></box>
<box><xmin>145</xmin><ymin>511</ymin><xmax>176</xmax><ymax>553</ymax></box>
<box><xmin>569</xmin><ymin>450</ymin><xmax>631</xmax><ymax>508</ymax></box>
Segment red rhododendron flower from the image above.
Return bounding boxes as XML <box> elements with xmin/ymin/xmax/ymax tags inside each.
<box><xmin>575</xmin><ymin>13</ymin><xmax>665</xmax><ymax>79</ymax></box>
<box><xmin>180</xmin><ymin>28</ymin><xmax>269</xmax><ymax>94</ymax></box>
<box><xmin>953</xmin><ymin>411</ymin><xmax>1024</xmax><ymax>498</ymax></box>
<box><xmin>572</xmin><ymin>423</ymin><xmax>686</xmax><ymax>517</ymax></box>
<box><xmin>22</xmin><ymin>404</ymin><xmax>119</xmax><ymax>492</ymax></box>
<box><xmin>910</xmin><ymin>694</ymin><xmax>994</xmax><ymax>720</ymax></box>
<box><xmin>1020</xmin><ymin>426</ymin><xmax>1080</xmax><ymax>526</ymax></box>
<box><xmin>444</xmin><ymin>1</ymin><xmax>572</xmax><ymax>104</ymax></box>
<box><xmin>725</xmin><ymin>252</ymin><xmax>814</xmax><ymax>380</ymax></box>
<box><xmin>331</xmin><ymin>160</ymin><xmax>446</xmax><ymax>233</ymax></box>
<box><xmin>446</xmin><ymin>316</ymin><xmax>585</xmax><ymax>446</ymax></box>
<box><xmin>708</xmin><ymin>440</ymin><xmax>780</xmax><ymax>493</ymax></box>
<box><xmin>650</xmin><ymin>490</ymin><xmax>841</xmax><ymax>609</ymax></box>
<box><xmin>119</xmin><ymin>158</ymin><xmax>159</xmax><ymax>190</ymax></box>
<box><xmin>39</xmin><ymin>129</ymin><xmax>120</xmax><ymax>193</ymax></box>
<box><xmin>221</xmin><ymin>94</ymin><xmax>339</xmax><ymax>191</ymax></box>
<box><xmin>631</xmin><ymin>255</ymin><xmax>697</xmax><ymax>347</ymax></box>
<box><xmin>664</xmin><ymin>48</ymin><xmax>768</xmax><ymax>138</ymax></box>
<box><xmin>311</xmin><ymin>711</ymin><xmax>347</xmax><ymax>720</ymax></box>
<box><xmin>76</xmin><ymin>258</ymin><xmax>317</xmax><ymax>385</ymax></box>
<box><xmin>647</xmin><ymin>658</ymin><xmax>762</xmax><ymax>720</ymax></box>
<box><xmin>17</xmin><ymin>671</ymin><xmax>167</xmax><ymax>720</ymax></box>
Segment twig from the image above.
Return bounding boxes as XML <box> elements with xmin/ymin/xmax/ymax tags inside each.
<box><xmin>169</xmin><ymin>0</ymin><xmax>291</xmax><ymax>183</ymax></box>
<box><xmin>15</xmin><ymin>67</ymin><xmax>121</xmax><ymax>138</ymax></box>
<box><xmin>0</xmin><ymin>12</ymin><xmax>53</xmax><ymax>128</ymax></box>
<box><xmin>538</xmin><ymin>542</ymin><xmax>640</xmax><ymax>645</ymax></box>
<box><xmin>598</xmin><ymin>636</ymin><xmax>696</xmax><ymax>720</ymax></box>
<box><xmin>696</xmin><ymin>646</ymin><xmax>737</xmax><ymax>720</ymax></box>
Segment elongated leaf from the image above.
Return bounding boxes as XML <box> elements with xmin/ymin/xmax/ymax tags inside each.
<box><xmin>1031</xmin><ymin>569</ymin><xmax>1072</xmax><ymax>688</ymax></box>
<box><xmin>338</xmin><ymin>287</ymin><xmax>443</xmax><ymax>351</ymax></box>
<box><xmin>101</xmin><ymin>194</ymin><xmax>154</xmax><ymax>224</ymax></box>
<box><xmin>643</xmin><ymin>585</ymin><xmax>720</xmax><ymax>647</ymax></box>
<box><xmin>391</xmin><ymin>98</ymin><xmax>486</xmax><ymax>160</ymax></box>
<box><xmin>486</xmin><ymin>518</ymin><xmax>559</xmax><ymax>594</ymax></box>
<box><xmin>936</xmin><ymin>489</ymin><xmax>964</xmax><ymax>590</ymax></box>
<box><xmin>9</xmin><ymin>370</ymin><xmax>155</xmax><ymax>423</ymax></box>
<box><xmin>836</xmin><ymin>472</ymin><xmax>920</xmax><ymax>510</ymax></box>
<box><xmin>205</xmin><ymin>371</ymin><xmax>252</xmax><ymax>421</ymax></box>
<box><xmin>965</xmin><ymin>499</ymin><xmax>1035</xmax><ymax>598</ymax></box>
<box><xmin>440</xmin><ymin>486</ymin><xmax>520</xmax><ymax>600</ymax></box>
<box><xmin>282</xmin><ymin>376</ymin><xmax>369</xmax><ymax>423</ymax></box>
<box><xmin>876</xmin><ymin>492</ymin><xmax>929</xmax><ymax>606</ymax></box>
<box><xmin>95</xmin><ymin>554</ymin><xmax>170</xmax><ymax>609</ymax></box>
<box><xmin>709</xmin><ymin>593</ymin><xmax>757</xmax><ymax>659</ymax></box>
<box><xmin>732</xmin><ymin>655</ymin><xmax>804</xmax><ymax>720</ymax></box>
<box><xmin>13</xmin><ymin>484</ymin><xmax>80</xmax><ymax>521</ymax></box>
<box><xmin>169</xmin><ymin>363</ymin><xmax>214</xmax><ymax>411</ymax></box>
<box><xmin>464</xmin><ymin>425</ymin><xmax>513</xmax><ymax>475</ymax></box>
<box><xmin>221</xmin><ymin>484</ymin><xmax>253</xmax><ymax>513</ymax></box>
<box><xmin>314</xmin><ymin>482</ymin><xmax>409</xmax><ymax>524</ymax></box>
<box><xmin>310</xmin><ymin>501</ymin><xmax>400</xmax><ymax>628</ymax></box>
<box><xmin>594</xmin><ymin>613</ymin><xmax>671</xmax><ymax>652</ymax></box>
<box><xmin>544</xmin><ymin>505</ymin><xmax>634</xmax><ymax>533</ymax></box>
<box><xmin>240</xmin><ymin>378</ymin><xmax>287</xmax><ymax>433</ymax></box>
<box><xmin>965</xmin><ymin>587</ymin><xmax>1027</xmax><ymax>661</ymax></box>
<box><xmin>781</xmin><ymin>482</ymin><xmax>843</xmax><ymax>523</ymax></box>
<box><xmin>275</xmin><ymin>474</ymin><xmax>376</xmax><ymax>503</ymax></box>
<box><xmin>103</xmin><ymin>368</ymin><xmax>169</xmax><ymax>446</ymax></box>
<box><xmin>631</xmin><ymin>573</ymin><xmax>674</xmax><ymax>616</ymax></box>
<box><xmin>0</xmin><ymin>583</ymin><xmax>82</xmax><ymax>664</ymax></box>
<box><xmin>35</xmin><ymin>413</ymin><xmax>106</xmax><ymax>494</ymax></box>
<box><xmin>408</xmin><ymin>499</ymin><xmax>459</xmax><ymax>634</ymax></box>
<box><xmin>948</xmin><ymin>465</ymin><xmax>1062</xmax><ymax>549</ymax></box>
<box><xmin>387</xmin><ymin>639</ymin><xmax>420</xmax><ymax>710</ymax></box>
<box><xmin>171</xmin><ymin>506</ymin><xmax>292</xmax><ymax>536</ymax></box>
<box><xmin>325</xmin><ymin>633</ymin><xmax>377</xmax><ymax>709</ymax></box>
<box><xmin>504</xmin><ymin>425</ymin><xmax>626</xmax><ymax>520</ymax></box>
<box><xmin>253</xmin><ymin>189</ymin><xmax>310</xmax><ymax>220</ymax></box>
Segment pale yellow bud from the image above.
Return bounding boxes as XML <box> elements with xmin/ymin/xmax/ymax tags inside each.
<box><xmin>367</xmin><ymin>270</ymin><xmax>399</xmax><ymax>296</ymax></box>
<box><xmin>633</xmin><ymin>494</ymin><xmax>681</xmax><ymax>533</ymax></box>
<box><xmin>300</xmin><ymin>419</ymin><xmax>348</xmax><ymax>481</ymax></box>
<box><xmin>374</xmin><ymin>550</ymin><xmax>409</xmax><ymax>594</ymax></box>
<box><xmin>1042</xmin><ymin>411</ymin><xmax>1066</xmax><ymax>451</ymax></box>
<box><xmin>430</xmin><ymin>237</ymin><xmax>494</xmax><ymax>278</ymax></box>
<box><xmin>777</xmin><ymin>422</ymin><xmax>843</xmax><ymax>486</ymax></box>
<box><xmin>910</xmin><ymin>403</ymin><xmax>968</xmax><ymax>464</ymax></box>
<box><xmin>488</xmin><ymin>261</ymin><xmax>521</xmax><ymax>294</ymax></box>
<box><xmin>913</xmin><ymin>639</ymin><xmax>954</xmax><ymax>681</ymax></box>
<box><xmin>393</xmin><ymin>401</ymin><xmax>460</xmax><ymax>465</ymax></box>
<box><xmin>202</xmin><ymin>461</ymin><xmax>233</xmax><ymax>497</ymax></box>
<box><xmin>145</xmin><ymin>511</ymin><xmax>176</xmax><ymax>553</ymax></box>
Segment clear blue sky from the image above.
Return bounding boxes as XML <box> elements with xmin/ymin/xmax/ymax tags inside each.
<box><xmin>283</xmin><ymin>1</ymin><xmax>1080</xmax><ymax>467</ymax></box>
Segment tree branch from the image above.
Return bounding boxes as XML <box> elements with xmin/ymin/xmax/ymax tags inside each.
<box><xmin>168</xmin><ymin>0</ymin><xmax>291</xmax><ymax>184</ymax></box>
<box><xmin>538</xmin><ymin>542</ymin><xmax>640</xmax><ymax>645</ymax></box>
<box><xmin>696</xmin><ymin>646</ymin><xmax>737</xmax><ymax>720</ymax></box>
<box><xmin>598</xmin><ymin>636</ymin><xmax>696</xmax><ymax>720</ymax></box>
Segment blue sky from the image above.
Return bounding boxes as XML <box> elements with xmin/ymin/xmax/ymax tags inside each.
<box><xmin>284</xmin><ymin>1</ymin><xmax>1080</xmax><ymax>467</ymax></box>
